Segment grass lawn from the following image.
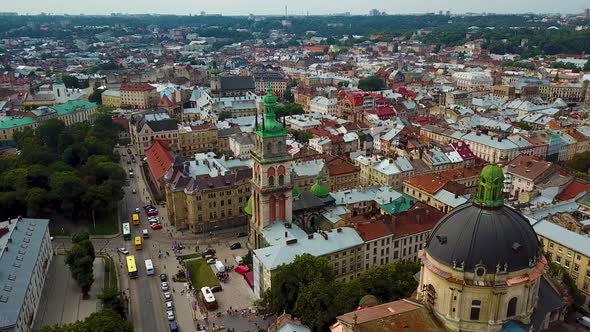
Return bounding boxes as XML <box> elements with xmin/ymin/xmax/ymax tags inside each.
<box><xmin>185</xmin><ymin>258</ymin><xmax>220</xmax><ymax>289</ymax></box>
<box><xmin>179</xmin><ymin>253</ymin><xmax>201</xmax><ymax>260</ymax></box>
<box><xmin>88</xmin><ymin>213</ymin><xmax>119</xmax><ymax>236</ymax></box>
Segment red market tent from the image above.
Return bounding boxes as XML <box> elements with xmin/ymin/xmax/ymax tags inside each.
<box><xmin>235</xmin><ymin>265</ymin><xmax>249</xmax><ymax>276</ymax></box>
<box><xmin>244</xmin><ymin>271</ymin><xmax>254</xmax><ymax>289</ymax></box>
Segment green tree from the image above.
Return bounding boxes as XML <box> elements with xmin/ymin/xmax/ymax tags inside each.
<box><xmin>358</xmin><ymin>261</ymin><xmax>419</xmax><ymax>302</ymax></box>
<box><xmin>567</xmin><ymin>151</ymin><xmax>590</xmax><ymax>173</ymax></box>
<box><xmin>62</xmin><ymin>75</ymin><xmax>80</xmax><ymax>89</ymax></box>
<box><xmin>66</xmin><ymin>232</ymin><xmax>95</xmax><ymax>296</ymax></box>
<box><xmin>263</xmin><ymin>254</ymin><xmax>334</xmax><ymax>315</ymax></box>
<box><xmin>275</xmin><ymin>103</ymin><xmax>304</xmax><ymax>118</ymax></box>
<box><xmin>88</xmin><ymin>88</ymin><xmax>105</xmax><ymax>104</ymax></box>
<box><xmin>288</xmin><ymin>129</ymin><xmax>313</xmax><ymax>143</ymax></box>
<box><xmin>37</xmin><ymin>119</ymin><xmax>67</xmax><ymax>152</ymax></box>
<box><xmin>283</xmin><ymin>87</ymin><xmax>294</xmax><ymax>103</ymax></box>
<box><xmin>26</xmin><ymin>188</ymin><xmax>48</xmax><ymax>217</ymax></box>
<box><xmin>98</xmin><ymin>288</ymin><xmax>126</xmax><ymax>318</ymax></box>
<box><xmin>35</xmin><ymin>309</ymin><xmax>132</xmax><ymax>332</ymax></box>
<box><xmin>49</xmin><ymin>171</ymin><xmax>86</xmax><ymax>216</ymax></box>
<box><xmin>293</xmin><ymin>279</ymin><xmax>338</xmax><ymax>331</ymax></box>
<box><xmin>358</xmin><ymin>75</ymin><xmax>386</xmax><ymax>91</ymax></box>
<box><xmin>218</xmin><ymin>111</ymin><xmax>233</xmax><ymax>121</ymax></box>
<box><xmin>584</xmin><ymin>59</ymin><xmax>590</xmax><ymax>72</ymax></box>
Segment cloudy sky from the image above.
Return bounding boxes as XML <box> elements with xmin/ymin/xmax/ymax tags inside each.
<box><xmin>4</xmin><ymin>0</ymin><xmax>588</xmax><ymax>15</ymax></box>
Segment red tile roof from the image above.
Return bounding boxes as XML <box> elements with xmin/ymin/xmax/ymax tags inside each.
<box><xmin>112</xmin><ymin>117</ymin><xmax>129</xmax><ymax>129</ymax></box>
<box><xmin>451</xmin><ymin>141</ymin><xmax>476</xmax><ymax>160</ymax></box>
<box><xmin>325</xmin><ymin>156</ymin><xmax>360</xmax><ymax>176</ymax></box>
<box><xmin>145</xmin><ymin>139</ymin><xmax>173</xmax><ymax>181</ymax></box>
<box><xmin>505</xmin><ymin>155</ymin><xmax>555</xmax><ymax>181</ymax></box>
<box><xmin>557</xmin><ymin>179</ymin><xmax>590</xmax><ymax>201</ymax></box>
<box><xmin>404</xmin><ymin>167</ymin><xmax>483</xmax><ymax>194</ymax></box>
<box><xmin>121</xmin><ymin>83</ymin><xmax>155</xmax><ymax>92</ymax></box>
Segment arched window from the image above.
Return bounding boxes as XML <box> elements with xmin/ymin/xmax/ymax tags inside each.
<box><xmin>506</xmin><ymin>297</ymin><xmax>517</xmax><ymax>318</ymax></box>
<box><xmin>278</xmin><ymin>174</ymin><xmax>284</xmax><ymax>186</ymax></box>
<box><xmin>470</xmin><ymin>300</ymin><xmax>481</xmax><ymax>321</ymax></box>
<box><xmin>269</xmin><ymin>176</ymin><xmax>274</xmax><ymax>186</ymax></box>
<box><xmin>268</xmin><ymin>167</ymin><xmax>275</xmax><ymax>186</ymax></box>
<box><xmin>277</xmin><ymin>141</ymin><xmax>283</xmax><ymax>153</ymax></box>
<box><xmin>266</xmin><ymin>142</ymin><xmax>272</xmax><ymax>154</ymax></box>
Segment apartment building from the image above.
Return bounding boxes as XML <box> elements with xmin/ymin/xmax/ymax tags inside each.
<box><xmin>253</xmin><ymin>71</ymin><xmax>288</xmax><ymax>98</ymax></box>
<box><xmin>353</xmin><ymin>203</ymin><xmax>443</xmax><ymax>269</ymax></box>
<box><xmin>458</xmin><ymin>131</ymin><xmax>521</xmax><ymax>163</ymax></box>
<box><xmin>325</xmin><ymin>156</ymin><xmax>360</xmax><ymax>192</ymax></box>
<box><xmin>0</xmin><ymin>116</ymin><xmax>37</xmax><ymax>147</ymax></box>
<box><xmin>131</xmin><ymin>112</ymin><xmax>179</xmax><ymax>155</ymax></box>
<box><xmin>534</xmin><ymin>220</ymin><xmax>590</xmax><ymax>308</ymax></box>
<box><xmin>252</xmin><ymin>223</ymin><xmax>364</xmax><ymax>298</ymax></box>
<box><xmin>355</xmin><ymin>155</ymin><xmax>414</xmax><ymax>189</ymax></box>
<box><xmin>50</xmin><ymin>100</ymin><xmax>98</xmax><ymax>126</ymax></box>
<box><xmin>165</xmin><ymin>167</ymin><xmax>252</xmax><ymax>233</ymax></box>
<box><xmin>539</xmin><ymin>83</ymin><xmax>587</xmax><ymax>103</ymax></box>
<box><xmin>120</xmin><ymin>83</ymin><xmax>158</xmax><ymax>109</ymax></box>
<box><xmin>0</xmin><ymin>217</ymin><xmax>53</xmax><ymax>332</ymax></box>
<box><xmin>177</xmin><ymin>123</ymin><xmax>218</xmax><ymax>157</ymax></box>
<box><xmin>451</xmin><ymin>71</ymin><xmax>493</xmax><ymax>92</ymax></box>
<box><xmin>503</xmin><ymin>155</ymin><xmax>557</xmax><ymax>201</ymax></box>
<box><xmin>309</xmin><ymin>96</ymin><xmax>338</xmax><ymax>116</ymax></box>
<box><xmin>100</xmin><ymin>89</ymin><xmax>121</xmax><ymax>108</ymax></box>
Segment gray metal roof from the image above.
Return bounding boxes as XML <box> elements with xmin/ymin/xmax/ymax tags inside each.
<box><xmin>426</xmin><ymin>203</ymin><xmax>540</xmax><ymax>273</ymax></box>
<box><xmin>0</xmin><ymin>218</ymin><xmax>50</xmax><ymax>329</ymax></box>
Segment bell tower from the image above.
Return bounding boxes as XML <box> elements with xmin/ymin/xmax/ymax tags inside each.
<box><xmin>248</xmin><ymin>83</ymin><xmax>292</xmax><ymax>249</ymax></box>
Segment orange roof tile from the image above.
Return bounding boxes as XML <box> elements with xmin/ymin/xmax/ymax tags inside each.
<box><xmin>145</xmin><ymin>139</ymin><xmax>173</xmax><ymax>181</ymax></box>
<box><xmin>557</xmin><ymin>179</ymin><xmax>590</xmax><ymax>201</ymax></box>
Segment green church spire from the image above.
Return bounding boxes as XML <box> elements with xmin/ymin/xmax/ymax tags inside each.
<box><xmin>473</xmin><ymin>164</ymin><xmax>505</xmax><ymax>208</ymax></box>
<box><xmin>256</xmin><ymin>82</ymin><xmax>287</xmax><ymax>138</ymax></box>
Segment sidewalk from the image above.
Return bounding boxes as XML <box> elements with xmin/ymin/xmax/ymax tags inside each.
<box><xmin>33</xmin><ymin>256</ymin><xmax>105</xmax><ymax>329</ymax></box>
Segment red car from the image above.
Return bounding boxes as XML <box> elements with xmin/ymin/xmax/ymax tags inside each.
<box><xmin>151</xmin><ymin>224</ymin><xmax>162</xmax><ymax>230</ymax></box>
<box><xmin>147</xmin><ymin>210</ymin><xmax>159</xmax><ymax>217</ymax></box>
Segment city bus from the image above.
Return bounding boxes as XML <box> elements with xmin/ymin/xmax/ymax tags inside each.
<box><xmin>145</xmin><ymin>259</ymin><xmax>154</xmax><ymax>276</ymax></box>
<box><xmin>122</xmin><ymin>223</ymin><xmax>131</xmax><ymax>240</ymax></box>
<box><xmin>200</xmin><ymin>287</ymin><xmax>217</xmax><ymax>310</ymax></box>
<box><xmin>126</xmin><ymin>255</ymin><xmax>138</xmax><ymax>278</ymax></box>
<box><xmin>132</xmin><ymin>213</ymin><xmax>140</xmax><ymax>226</ymax></box>
<box><xmin>134</xmin><ymin>236</ymin><xmax>142</xmax><ymax>250</ymax></box>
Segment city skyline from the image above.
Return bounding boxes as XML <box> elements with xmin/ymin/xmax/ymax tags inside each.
<box><xmin>3</xmin><ymin>0</ymin><xmax>589</xmax><ymax>16</ymax></box>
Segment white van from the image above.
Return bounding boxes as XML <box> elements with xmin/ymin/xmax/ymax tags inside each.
<box><xmin>215</xmin><ymin>260</ymin><xmax>225</xmax><ymax>273</ymax></box>
<box><xmin>235</xmin><ymin>256</ymin><xmax>243</xmax><ymax>265</ymax></box>
<box><xmin>578</xmin><ymin>316</ymin><xmax>590</xmax><ymax>328</ymax></box>
<box><xmin>142</xmin><ymin>229</ymin><xmax>149</xmax><ymax>238</ymax></box>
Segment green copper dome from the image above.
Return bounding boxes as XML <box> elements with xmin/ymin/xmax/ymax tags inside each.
<box><xmin>256</xmin><ymin>82</ymin><xmax>287</xmax><ymax>138</ymax></box>
<box><xmin>244</xmin><ymin>196</ymin><xmax>253</xmax><ymax>216</ymax></box>
<box><xmin>310</xmin><ymin>175</ymin><xmax>329</xmax><ymax>198</ymax></box>
<box><xmin>473</xmin><ymin>164</ymin><xmax>505</xmax><ymax>208</ymax></box>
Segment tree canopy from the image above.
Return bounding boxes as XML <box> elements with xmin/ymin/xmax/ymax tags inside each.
<box><xmin>65</xmin><ymin>232</ymin><xmax>95</xmax><ymax>296</ymax></box>
<box><xmin>35</xmin><ymin>309</ymin><xmax>133</xmax><ymax>332</ymax></box>
<box><xmin>358</xmin><ymin>75</ymin><xmax>386</xmax><ymax>91</ymax></box>
<box><xmin>262</xmin><ymin>254</ymin><xmax>419</xmax><ymax>331</ymax></box>
<box><xmin>0</xmin><ymin>113</ymin><xmax>125</xmax><ymax>222</ymax></box>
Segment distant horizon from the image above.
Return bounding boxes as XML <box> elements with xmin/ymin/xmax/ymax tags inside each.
<box><xmin>1</xmin><ymin>0</ymin><xmax>588</xmax><ymax>17</ymax></box>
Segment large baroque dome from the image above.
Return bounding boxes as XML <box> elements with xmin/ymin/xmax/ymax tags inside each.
<box><xmin>425</xmin><ymin>164</ymin><xmax>541</xmax><ymax>274</ymax></box>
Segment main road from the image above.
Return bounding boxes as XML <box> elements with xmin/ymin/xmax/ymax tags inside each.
<box><xmin>119</xmin><ymin>148</ymin><xmax>168</xmax><ymax>332</ymax></box>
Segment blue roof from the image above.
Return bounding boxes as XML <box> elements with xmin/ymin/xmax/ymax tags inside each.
<box><xmin>0</xmin><ymin>218</ymin><xmax>50</xmax><ymax>329</ymax></box>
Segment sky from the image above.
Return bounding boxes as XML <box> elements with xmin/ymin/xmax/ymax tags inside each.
<box><xmin>3</xmin><ymin>0</ymin><xmax>589</xmax><ymax>16</ymax></box>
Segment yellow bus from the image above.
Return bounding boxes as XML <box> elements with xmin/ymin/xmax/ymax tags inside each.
<box><xmin>132</xmin><ymin>213</ymin><xmax>140</xmax><ymax>226</ymax></box>
<box><xmin>126</xmin><ymin>255</ymin><xmax>138</xmax><ymax>278</ymax></box>
<box><xmin>134</xmin><ymin>236</ymin><xmax>142</xmax><ymax>250</ymax></box>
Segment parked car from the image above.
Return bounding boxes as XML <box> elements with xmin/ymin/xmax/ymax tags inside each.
<box><xmin>230</xmin><ymin>242</ymin><xmax>241</xmax><ymax>250</ymax></box>
<box><xmin>165</xmin><ymin>301</ymin><xmax>174</xmax><ymax>311</ymax></box>
<box><xmin>236</xmin><ymin>232</ymin><xmax>248</xmax><ymax>238</ymax></box>
<box><xmin>151</xmin><ymin>224</ymin><xmax>163</xmax><ymax>230</ymax></box>
<box><xmin>117</xmin><ymin>248</ymin><xmax>129</xmax><ymax>255</ymax></box>
<box><xmin>210</xmin><ymin>285</ymin><xmax>223</xmax><ymax>293</ymax></box>
<box><xmin>127</xmin><ymin>160</ymin><xmax>131</xmax><ymax>164</ymax></box>
<box><xmin>206</xmin><ymin>258</ymin><xmax>216</xmax><ymax>264</ymax></box>
<box><xmin>147</xmin><ymin>210</ymin><xmax>159</xmax><ymax>217</ymax></box>
<box><xmin>204</xmin><ymin>248</ymin><xmax>216</xmax><ymax>255</ymax></box>
<box><xmin>161</xmin><ymin>282</ymin><xmax>169</xmax><ymax>291</ymax></box>
<box><xmin>160</xmin><ymin>273</ymin><xmax>168</xmax><ymax>282</ymax></box>
<box><xmin>135</xmin><ymin>207</ymin><xmax>140</xmax><ymax>213</ymax></box>
<box><xmin>143</xmin><ymin>204</ymin><xmax>155</xmax><ymax>211</ymax></box>
<box><xmin>166</xmin><ymin>310</ymin><xmax>175</xmax><ymax>321</ymax></box>
<box><xmin>164</xmin><ymin>291</ymin><xmax>172</xmax><ymax>301</ymax></box>
<box><xmin>132</xmin><ymin>189</ymin><xmax>136</xmax><ymax>194</ymax></box>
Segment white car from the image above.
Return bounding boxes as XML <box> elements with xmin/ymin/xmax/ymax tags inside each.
<box><xmin>206</xmin><ymin>258</ymin><xmax>216</xmax><ymax>264</ymax></box>
<box><xmin>135</xmin><ymin>207</ymin><xmax>140</xmax><ymax>213</ymax></box>
<box><xmin>164</xmin><ymin>291</ymin><xmax>172</xmax><ymax>301</ymax></box>
<box><xmin>117</xmin><ymin>248</ymin><xmax>129</xmax><ymax>255</ymax></box>
<box><xmin>166</xmin><ymin>310</ymin><xmax>175</xmax><ymax>321</ymax></box>
<box><xmin>165</xmin><ymin>301</ymin><xmax>174</xmax><ymax>311</ymax></box>
<box><xmin>161</xmin><ymin>282</ymin><xmax>169</xmax><ymax>291</ymax></box>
